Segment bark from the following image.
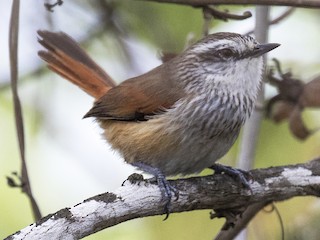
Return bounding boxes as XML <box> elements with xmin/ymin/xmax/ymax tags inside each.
<box><xmin>6</xmin><ymin>158</ymin><xmax>320</xmax><ymax>240</ymax></box>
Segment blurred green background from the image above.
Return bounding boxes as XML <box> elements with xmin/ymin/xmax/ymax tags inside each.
<box><xmin>1</xmin><ymin>1</ymin><xmax>320</xmax><ymax>239</ymax></box>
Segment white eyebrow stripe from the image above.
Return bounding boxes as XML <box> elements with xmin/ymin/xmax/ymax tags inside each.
<box><xmin>191</xmin><ymin>40</ymin><xmax>234</xmax><ymax>53</ymax></box>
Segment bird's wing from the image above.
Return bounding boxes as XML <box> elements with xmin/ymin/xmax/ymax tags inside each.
<box><xmin>84</xmin><ymin>64</ymin><xmax>186</xmax><ymax>121</ymax></box>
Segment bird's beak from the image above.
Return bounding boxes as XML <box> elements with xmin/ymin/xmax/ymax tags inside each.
<box><xmin>251</xmin><ymin>43</ymin><xmax>280</xmax><ymax>58</ymax></box>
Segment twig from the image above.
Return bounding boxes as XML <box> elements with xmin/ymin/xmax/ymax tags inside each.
<box><xmin>273</xmin><ymin>58</ymin><xmax>285</xmax><ymax>76</ymax></box>
<box><xmin>44</xmin><ymin>0</ymin><xmax>63</xmax><ymax>12</ymax></box>
<box><xmin>201</xmin><ymin>6</ymin><xmax>252</xmax><ymax>36</ymax></box>
<box><xmin>267</xmin><ymin>7</ymin><xmax>295</xmax><ymax>25</ymax></box>
<box><xmin>5</xmin><ymin>158</ymin><xmax>320</xmax><ymax>240</ymax></box>
<box><xmin>215</xmin><ymin>202</ymin><xmax>268</xmax><ymax>240</ymax></box>
<box><xmin>201</xmin><ymin>6</ymin><xmax>252</xmax><ymax>21</ymax></box>
<box><xmin>44</xmin><ymin>0</ymin><xmax>56</xmax><ymax>28</ymax></box>
<box><xmin>246</xmin><ymin>7</ymin><xmax>295</xmax><ymax>35</ymax></box>
<box><xmin>9</xmin><ymin>0</ymin><xmax>42</xmax><ymax>220</ymax></box>
<box><xmin>263</xmin><ymin>204</ymin><xmax>285</xmax><ymax>240</ymax></box>
<box><xmin>202</xmin><ymin>7</ymin><xmax>213</xmax><ymax>36</ymax></box>
<box><xmin>140</xmin><ymin>0</ymin><xmax>320</xmax><ymax>8</ymax></box>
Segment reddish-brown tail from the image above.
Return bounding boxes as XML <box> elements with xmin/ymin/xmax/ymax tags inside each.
<box><xmin>38</xmin><ymin>30</ymin><xmax>116</xmax><ymax>99</ymax></box>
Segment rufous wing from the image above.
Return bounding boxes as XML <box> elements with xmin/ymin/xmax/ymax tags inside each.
<box><xmin>84</xmin><ymin>63</ymin><xmax>186</xmax><ymax>121</ymax></box>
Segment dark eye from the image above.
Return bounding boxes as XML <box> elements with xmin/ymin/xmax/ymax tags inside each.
<box><xmin>217</xmin><ymin>49</ymin><xmax>234</xmax><ymax>59</ymax></box>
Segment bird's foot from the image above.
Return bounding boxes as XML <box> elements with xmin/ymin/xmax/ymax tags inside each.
<box><xmin>210</xmin><ymin>163</ymin><xmax>253</xmax><ymax>191</ymax></box>
<box><xmin>131</xmin><ymin>162</ymin><xmax>178</xmax><ymax>220</ymax></box>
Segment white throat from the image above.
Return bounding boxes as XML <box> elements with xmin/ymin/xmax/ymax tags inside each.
<box><xmin>204</xmin><ymin>56</ymin><xmax>264</xmax><ymax>102</ymax></box>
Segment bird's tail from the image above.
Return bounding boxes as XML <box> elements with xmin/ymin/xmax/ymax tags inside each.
<box><xmin>38</xmin><ymin>30</ymin><xmax>116</xmax><ymax>99</ymax></box>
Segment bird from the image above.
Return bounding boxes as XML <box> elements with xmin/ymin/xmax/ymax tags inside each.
<box><xmin>37</xmin><ymin>30</ymin><xmax>279</xmax><ymax>217</ymax></box>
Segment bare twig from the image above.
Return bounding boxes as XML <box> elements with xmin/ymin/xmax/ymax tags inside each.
<box><xmin>9</xmin><ymin>0</ymin><xmax>42</xmax><ymax>220</ymax></box>
<box><xmin>246</xmin><ymin>7</ymin><xmax>295</xmax><ymax>35</ymax></box>
<box><xmin>44</xmin><ymin>0</ymin><xmax>63</xmax><ymax>12</ymax></box>
<box><xmin>202</xmin><ymin>7</ymin><xmax>213</xmax><ymax>36</ymax></box>
<box><xmin>201</xmin><ymin>6</ymin><xmax>252</xmax><ymax>36</ymax></box>
<box><xmin>263</xmin><ymin>204</ymin><xmax>285</xmax><ymax>240</ymax></box>
<box><xmin>6</xmin><ymin>158</ymin><xmax>320</xmax><ymax>240</ymax></box>
<box><xmin>141</xmin><ymin>0</ymin><xmax>320</xmax><ymax>8</ymax></box>
<box><xmin>44</xmin><ymin>0</ymin><xmax>56</xmax><ymax>28</ymax></box>
<box><xmin>215</xmin><ymin>202</ymin><xmax>268</xmax><ymax>240</ymax></box>
<box><xmin>201</xmin><ymin>6</ymin><xmax>252</xmax><ymax>21</ymax></box>
<box><xmin>267</xmin><ymin>7</ymin><xmax>295</xmax><ymax>25</ymax></box>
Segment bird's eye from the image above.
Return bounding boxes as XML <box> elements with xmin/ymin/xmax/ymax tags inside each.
<box><xmin>217</xmin><ymin>49</ymin><xmax>234</xmax><ymax>59</ymax></box>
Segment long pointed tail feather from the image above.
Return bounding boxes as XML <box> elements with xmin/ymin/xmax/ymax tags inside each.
<box><xmin>38</xmin><ymin>30</ymin><xmax>116</xmax><ymax>99</ymax></box>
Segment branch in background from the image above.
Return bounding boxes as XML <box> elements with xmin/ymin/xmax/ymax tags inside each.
<box><xmin>8</xmin><ymin>0</ymin><xmax>42</xmax><ymax>220</ymax></box>
<box><xmin>44</xmin><ymin>0</ymin><xmax>63</xmax><ymax>12</ymax></box>
<box><xmin>230</xmin><ymin>7</ymin><xmax>270</xmax><ymax>240</ymax></box>
<box><xmin>215</xmin><ymin>202</ymin><xmax>284</xmax><ymax>240</ymax></box>
<box><xmin>44</xmin><ymin>0</ymin><xmax>56</xmax><ymax>29</ymax></box>
<box><xmin>201</xmin><ymin>6</ymin><xmax>252</xmax><ymax>36</ymax></box>
<box><xmin>214</xmin><ymin>202</ymin><xmax>268</xmax><ymax>240</ymax></box>
<box><xmin>201</xmin><ymin>6</ymin><xmax>252</xmax><ymax>22</ymax></box>
<box><xmin>94</xmin><ymin>0</ymin><xmax>135</xmax><ymax>70</ymax></box>
<box><xmin>141</xmin><ymin>0</ymin><xmax>320</xmax><ymax>8</ymax></box>
<box><xmin>6</xmin><ymin>159</ymin><xmax>320</xmax><ymax>239</ymax></box>
<box><xmin>245</xmin><ymin>7</ymin><xmax>295</xmax><ymax>35</ymax></box>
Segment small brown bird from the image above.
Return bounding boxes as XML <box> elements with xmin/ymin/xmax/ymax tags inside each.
<box><xmin>38</xmin><ymin>30</ymin><xmax>279</xmax><ymax>216</ymax></box>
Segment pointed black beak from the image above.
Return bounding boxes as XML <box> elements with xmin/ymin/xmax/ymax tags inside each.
<box><xmin>251</xmin><ymin>43</ymin><xmax>280</xmax><ymax>58</ymax></box>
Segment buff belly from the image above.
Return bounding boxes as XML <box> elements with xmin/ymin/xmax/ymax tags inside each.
<box><xmin>101</xmin><ymin>116</ymin><xmax>240</xmax><ymax>176</ymax></box>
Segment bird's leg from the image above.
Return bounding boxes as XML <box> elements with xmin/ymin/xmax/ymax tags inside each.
<box><xmin>131</xmin><ymin>162</ymin><xmax>178</xmax><ymax>220</ymax></box>
<box><xmin>210</xmin><ymin>163</ymin><xmax>253</xmax><ymax>190</ymax></box>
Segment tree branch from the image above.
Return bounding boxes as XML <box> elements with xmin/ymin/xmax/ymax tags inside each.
<box><xmin>245</xmin><ymin>7</ymin><xmax>295</xmax><ymax>35</ymax></box>
<box><xmin>140</xmin><ymin>0</ymin><xmax>320</xmax><ymax>8</ymax></box>
<box><xmin>6</xmin><ymin>158</ymin><xmax>320</xmax><ymax>240</ymax></box>
<box><xmin>214</xmin><ymin>202</ymin><xmax>268</xmax><ymax>240</ymax></box>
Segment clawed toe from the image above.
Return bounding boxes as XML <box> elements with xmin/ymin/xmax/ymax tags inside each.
<box><xmin>210</xmin><ymin>163</ymin><xmax>253</xmax><ymax>191</ymax></box>
<box><xmin>131</xmin><ymin>162</ymin><xmax>179</xmax><ymax>220</ymax></box>
<box><xmin>156</xmin><ymin>174</ymin><xmax>179</xmax><ymax>220</ymax></box>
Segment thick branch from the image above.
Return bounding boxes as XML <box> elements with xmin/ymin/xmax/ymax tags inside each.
<box><xmin>141</xmin><ymin>0</ymin><xmax>320</xmax><ymax>8</ymax></box>
<box><xmin>6</xmin><ymin>159</ymin><xmax>320</xmax><ymax>240</ymax></box>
